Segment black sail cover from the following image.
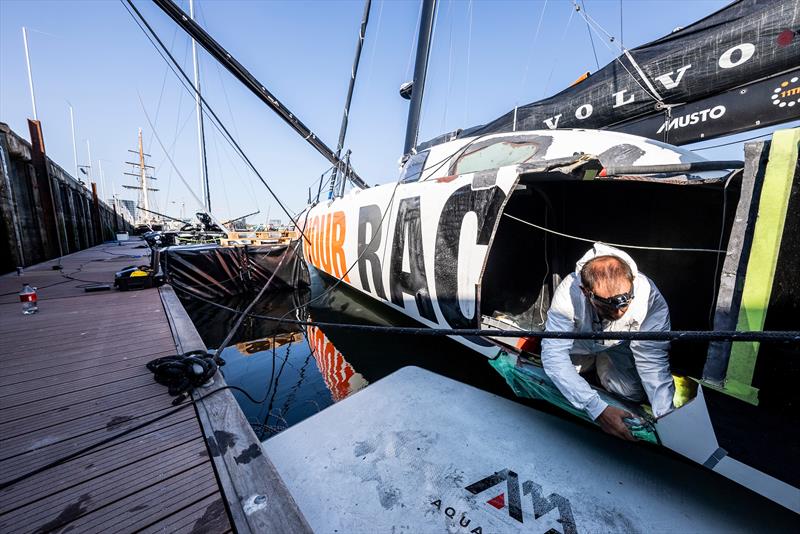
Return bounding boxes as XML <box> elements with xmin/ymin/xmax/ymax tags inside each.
<box><xmin>422</xmin><ymin>0</ymin><xmax>800</xmax><ymax>149</ymax></box>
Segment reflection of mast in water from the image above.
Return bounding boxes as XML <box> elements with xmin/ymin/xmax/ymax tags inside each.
<box><xmin>307</xmin><ymin>325</ymin><xmax>368</xmax><ymax>401</ymax></box>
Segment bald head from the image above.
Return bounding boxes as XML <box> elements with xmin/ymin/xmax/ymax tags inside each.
<box><xmin>580</xmin><ymin>255</ymin><xmax>633</xmax><ymax>296</ymax></box>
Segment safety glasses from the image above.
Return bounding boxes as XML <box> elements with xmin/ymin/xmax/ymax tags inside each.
<box><xmin>584</xmin><ymin>289</ymin><xmax>634</xmax><ymax>310</ymax></box>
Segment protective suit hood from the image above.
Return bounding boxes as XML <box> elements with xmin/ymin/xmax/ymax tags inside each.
<box><xmin>574</xmin><ymin>242</ymin><xmax>639</xmax><ymax>281</ymax></box>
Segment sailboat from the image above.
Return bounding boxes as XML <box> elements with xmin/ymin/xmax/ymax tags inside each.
<box><xmin>149</xmin><ymin>0</ymin><xmax>799</xmax><ymax>511</ymax></box>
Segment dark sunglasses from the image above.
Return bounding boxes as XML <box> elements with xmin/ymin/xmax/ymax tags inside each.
<box><xmin>583</xmin><ymin>288</ymin><xmax>634</xmax><ymax>310</ymax></box>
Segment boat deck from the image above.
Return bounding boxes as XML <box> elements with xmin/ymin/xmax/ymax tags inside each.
<box><xmin>0</xmin><ymin>240</ymin><xmax>231</xmax><ymax>533</ymax></box>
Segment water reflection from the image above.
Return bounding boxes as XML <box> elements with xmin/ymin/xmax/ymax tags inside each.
<box><xmin>178</xmin><ymin>272</ymin><xmax>517</xmax><ymax>440</ymax></box>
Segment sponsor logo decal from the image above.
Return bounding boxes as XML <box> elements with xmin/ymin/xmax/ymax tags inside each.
<box><xmin>303</xmin><ymin>211</ymin><xmax>350</xmax><ymax>282</ymax></box>
<box><xmin>430</xmin><ymin>468</ymin><xmax>578</xmax><ymax>534</ymax></box>
<box><xmin>771</xmin><ymin>76</ymin><xmax>800</xmax><ymax>108</ymax></box>
<box><xmin>656</xmin><ymin>105</ymin><xmax>726</xmax><ymax>134</ymax></box>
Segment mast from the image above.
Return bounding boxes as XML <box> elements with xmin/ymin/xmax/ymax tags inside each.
<box><xmin>85</xmin><ymin>140</ymin><xmax>93</xmax><ymax>189</ymax></box>
<box><xmin>403</xmin><ymin>0</ymin><xmax>437</xmax><ymax>155</ymax></box>
<box><xmin>330</xmin><ymin>0</ymin><xmax>371</xmax><ymax>198</ymax></box>
<box><xmin>149</xmin><ymin>0</ymin><xmax>368</xmax><ymax>189</ymax></box>
<box><xmin>69</xmin><ymin>104</ymin><xmax>79</xmax><ymax>179</ymax></box>
<box><xmin>138</xmin><ymin>129</ymin><xmax>150</xmax><ymax>217</ymax></box>
<box><xmin>124</xmin><ymin>129</ymin><xmax>159</xmax><ymax>224</ymax></box>
<box><xmin>22</xmin><ymin>27</ymin><xmax>38</xmax><ymax>121</ymax></box>
<box><xmin>189</xmin><ymin>0</ymin><xmax>211</xmax><ymax>213</ymax></box>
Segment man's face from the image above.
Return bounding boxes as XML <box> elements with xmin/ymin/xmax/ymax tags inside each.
<box><xmin>584</xmin><ymin>280</ymin><xmax>634</xmax><ymax>322</ymax></box>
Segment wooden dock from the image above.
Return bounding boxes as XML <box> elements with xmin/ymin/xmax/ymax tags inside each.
<box><xmin>0</xmin><ymin>240</ymin><xmax>231</xmax><ymax>533</ymax></box>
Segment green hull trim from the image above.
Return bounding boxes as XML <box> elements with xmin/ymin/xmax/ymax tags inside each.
<box><xmin>726</xmin><ymin>127</ymin><xmax>800</xmax><ymax>405</ymax></box>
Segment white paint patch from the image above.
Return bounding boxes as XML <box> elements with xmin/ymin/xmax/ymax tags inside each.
<box><xmin>243</xmin><ymin>493</ymin><xmax>269</xmax><ymax>515</ymax></box>
<box><xmin>457</xmin><ymin>211</ymin><xmax>480</xmax><ymax>320</ymax></box>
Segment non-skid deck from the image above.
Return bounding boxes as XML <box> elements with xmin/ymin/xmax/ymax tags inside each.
<box><xmin>0</xmin><ymin>241</ymin><xmax>231</xmax><ymax>533</ymax></box>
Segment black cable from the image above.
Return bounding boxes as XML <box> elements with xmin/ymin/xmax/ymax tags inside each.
<box><xmin>171</xmin><ymin>284</ymin><xmax>800</xmax><ymax>343</ymax></box>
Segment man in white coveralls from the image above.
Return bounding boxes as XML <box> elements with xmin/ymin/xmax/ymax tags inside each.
<box><xmin>541</xmin><ymin>243</ymin><xmax>675</xmax><ymax>441</ymax></box>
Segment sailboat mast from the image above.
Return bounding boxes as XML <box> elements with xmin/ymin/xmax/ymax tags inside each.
<box><xmin>403</xmin><ymin>0</ymin><xmax>437</xmax><ymax>155</ymax></box>
<box><xmin>189</xmin><ymin>0</ymin><xmax>211</xmax><ymax>213</ymax></box>
<box><xmin>138</xmin><ymin>128</ymin><xmax>150</xmax><ymax>218</ymax></box>
<box><xmin>330</xmin><ymin>0</ymin><xmax>371</xmax><ymax>197</ymax></box>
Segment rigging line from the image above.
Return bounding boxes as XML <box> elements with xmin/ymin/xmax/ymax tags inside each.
<box><xmin>137</xmin><ymin>92</ymin><xmax>224</xmax><ymax>226</ymax></box>
<box><xmin>576</xmin><ymin>3</ymin><xmax>659</xmax><ymax>101</ymax></box>
<box><xmin>709</xmin><ymin>172</ymin><xmax>734</xmax><ymax>327</ymax></box>
<box><xmin>276</xmin><ymin>131</ymin><xmax>495</xmax><ymax>324</ymax></box>
<box><xmin>217</xmin><ymin>128</ymin><xmax>262</xmax><ymax>214</ymax></box>
<box><xmin>208</xmin><ymin>123</ymin><xmax>233</xmax><ymax>220</ymax></box>
<box><xmin>619</xmin><ymin>0</ymin><xmax>624</xmax><ymax>50</ymax></box>
<box><xmin>580</xmin><ymin>0</ymin><xmax>600</xmax><ymax>71</ymax></box>
<box><xmin>158</xmin><ymin>108</ymin><xmax>196</xmax><ymax>206</ymax></box>
<box><xmin>464</xmin><ymin>0</ymin><xmax>473</xmax><ymax>125</ymax></box>
<box><xmin>147</xmin><ymin>23</ymin><xmax>180</xmax><ymax>154</ymax></box>
<box><xmin>574</xmin><ymin>4</ymin><xmax>662</xmax><ymax>104</ymax></box>
<box><xmin>517</xmin><ymin>0</ymin><xmax>549</xmax><ymax>104</ymax></box>
<box><xmin>404</xmin><ymin>0</ymin><xmax>424</xmax><ymax>80</ymax></box>
<box><xmin>275</xmin><ymin>177</ymin><xmax>403</xmax><ymax>324</ymax></box>
<box><xmin>364</xmin><ymin>0</ymin><xmax>384</xmax><ymax>91</ymax></box>
<box><xmin>198</xmin><ymin>0</ymin><xmax>243</xmax><ymax>143</ymax></box>
<box><xmin>542</xmin><ymin>4</ymin><xmax>576</xmax><ymax>98</ymax></box>
<box><xmin>503</xmin><ymin>212</ymin><xmax>727</xmax><ymax>253</ymax></box>
<box><xmin>417</xmin><ymin>0</ymin><xmax>440</xmax><ymax>139</ymax></box>
<box><xmin>691</xmin><ymin>133</ymin><xmax>772</xmax><ymax>151</ymax></box>
<box><xmin>441</xmin><ymin>0</ymin><xmax>455</xmax><ymax>131</ymax></box>
<box><xmin>122</xmin><ymin>0</ymin><xmax>310</xmax><ymax>244</ymax></box>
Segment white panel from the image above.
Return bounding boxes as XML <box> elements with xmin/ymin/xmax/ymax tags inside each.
<box><xmin>714</xmin><ymin>457</ymin><xmax>800</xmax><ymax>514</ymax></box>
<box><xmin>655</xmin><ymin>386</ymin><xmax>719</xmax><ymax>463</ymax></box>
<box><xmin>264</xmin><ymin>367</ymin><xmax>795</xmax><ymax>533</ymax></box>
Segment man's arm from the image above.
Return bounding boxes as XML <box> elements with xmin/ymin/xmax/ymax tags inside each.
<box><xmin>630</xmin><ymin>280</ymin><xmax>675</xmax><ymax>418</ymax></box>
<box><xmin>541</xmin><ymin>280</ymin><xmax>608</xmax><ymax>421</ymax></box>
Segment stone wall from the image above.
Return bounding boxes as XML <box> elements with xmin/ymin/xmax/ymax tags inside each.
<box><xmin>0</xmin><ymin>122</ymin><xmax>133</xmax><ymax>274</ymax></box>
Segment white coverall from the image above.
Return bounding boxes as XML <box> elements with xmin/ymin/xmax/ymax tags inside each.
<box><xmin>541</xmin><ymin>243</ymin><xmax>675</xmax><ymax>419</ymax></box>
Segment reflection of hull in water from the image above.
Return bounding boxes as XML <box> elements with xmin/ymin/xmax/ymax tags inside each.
<box><xmin>300</xmin><ymin>129</ymin><xmax>800</xmax><ymax>511</ymax></box>
<box><xmin>161</xmin><ymin>242</ymin><xmax>310</xmax><ymax>300</ymax></box>
<box><xmin>306</xmin><ymin>324</ymin><xmax>368</xmax><ymax>402</ymax></box>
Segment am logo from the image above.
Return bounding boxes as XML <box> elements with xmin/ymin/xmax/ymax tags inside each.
<box><xmin>465</xmin><ymin>469</ymin><xmax>577</xmax><ymax>534</ymax></box>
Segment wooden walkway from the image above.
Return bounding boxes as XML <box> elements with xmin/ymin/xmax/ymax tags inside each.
<box><xmin>0</xmin><ymin>241</ymin><xmax>231</xmax><ymax>533</ymax></box>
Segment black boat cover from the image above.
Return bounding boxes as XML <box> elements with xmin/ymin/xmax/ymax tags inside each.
<box><xmin>161</xmin><ymin>243</ymin><xmax>310</xmax><ymax>300</ymax></box>
<box><xmin>420</xmin><ymin>0</ymin><xmax>800</xmax><ymax>149</ymax></box>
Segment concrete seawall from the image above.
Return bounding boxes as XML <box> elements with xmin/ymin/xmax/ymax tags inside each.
<box><xmin>0</xmin><ymin>122</ymin><xmax>132</xmax><ymax>274</ymax></box>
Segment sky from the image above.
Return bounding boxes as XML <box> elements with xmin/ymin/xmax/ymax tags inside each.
<box><xmin>1</xmin><ymin>0</ymin><xmax>795</xmax><ymax>224</ymax></box>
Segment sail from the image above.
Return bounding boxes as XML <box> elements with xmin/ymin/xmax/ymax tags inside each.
<box><xmin>422</xmin><ymin>0</ymin><xmax>799</xmax><ymax>148</ymax></box>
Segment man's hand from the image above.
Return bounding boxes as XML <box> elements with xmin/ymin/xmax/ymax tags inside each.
<box><xmin>596</xmin><ymin>405</ymin><xmax>636</xmax><ymax>441</ymax></box>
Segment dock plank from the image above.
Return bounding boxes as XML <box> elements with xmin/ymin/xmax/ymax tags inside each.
<box><xmin>0</xmin><ymin>241</ymin><xmax>230</xmax><ymax>533</ymax></box>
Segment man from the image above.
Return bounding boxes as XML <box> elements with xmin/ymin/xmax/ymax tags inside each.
<box><xmin>541</xmin><ymin>243</ymin><xmax>675</xmax><ymax>441</ymax></box>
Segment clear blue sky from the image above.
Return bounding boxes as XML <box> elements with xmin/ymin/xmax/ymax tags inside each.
<box><xmin>1</xmin><ymin>0</ymin><xmax>791</xmax><ymax>223</ymax></box>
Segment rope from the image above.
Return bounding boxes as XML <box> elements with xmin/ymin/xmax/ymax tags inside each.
<box><xmin>503</xmin><ymin>213</ymin><xmax>726</xmax><ymax>253</ymax></box>
<box><xmin>170</xmin><ymin>284</ymin><xmax>800</xmax><ymax>343</ymax></box>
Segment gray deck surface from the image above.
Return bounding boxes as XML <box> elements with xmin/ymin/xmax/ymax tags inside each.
<box><xmin>0</xmin><ymin>240</ymin><xmax>231</xmax><ymax>533</ymax></box>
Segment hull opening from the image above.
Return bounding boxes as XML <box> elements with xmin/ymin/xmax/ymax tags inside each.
<box><xmin>481</xmin><ymin>174</ymin><xmax>742</xmax><ymax>381</ymax></box>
